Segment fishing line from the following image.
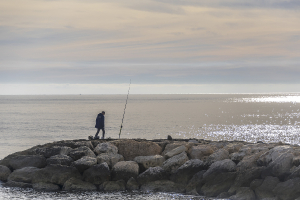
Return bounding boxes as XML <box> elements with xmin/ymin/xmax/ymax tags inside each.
<box><xmin>119</xmin><ymin>80</ymin><xmax>131</xmax><ymax>138</ymax></box>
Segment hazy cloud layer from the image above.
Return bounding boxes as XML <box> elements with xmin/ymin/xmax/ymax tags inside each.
<box><xmin>0</xmin><ymin>0</ymin><xmax>300</xmax><ymax>88</ymax></box>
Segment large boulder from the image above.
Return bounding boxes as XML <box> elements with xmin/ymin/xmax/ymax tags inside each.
<box><xmin>162</xmin><ymin>152</ymin><xmax>189</xmax><ymax>173</ymax></box>
<box><xmin>63</xmin><ymin>177</ymin><xmax>97</xmax><ymax>191</ymax></box>
<box><xmin>203</xmin><ymin>159</ymin><xmax>236</xmax><ymax>180</ymax></box>
<box><xmin>94</xmin><ymin>143</ymin><xmax>118</xmax><ymax>155</ymax></box>
<box><xmin>188</xmin><ymin>145</ymin><xmax>215</xmax><ymax>160</ymax></box>
<box><xmin>140</xmin><ymin>180</ymin><xmax>185</xmax><ymax>193</ymax></box>
<box><xmin>162</xmin><ymin>142</ymin><xmax>188</xmax><ymax>156</ymax></box>
<box><xmin>7</xmin><ymin>167</ymin><xmax>40</xmax><ymax>183</ymax></box>
<box><xmin>134</xmin><ymin>155</ymin><xmax>165</xmax><ymax>172</ymax></box>
<box><xmin>32</xmin><ymin>182</ymin><xmax>60</xmax><ymax>192</ymax></box>
<box><xmin>273</xmin><ymin>177</ymin><xmax>300</xmax><ymax>200</ymax></box>
<box><xmin>100</xmin><ymin>180</ymin><xmax>126</xmax><ymax>191</ymax></box>
<box><xmin>46</xmin><ymin>155</ymin><xmax>73</xmax><ymax>166</ymax></box>
<box><xmin>170</xmin><ymin>159</ymin><xmax>206</xmax><ymax>185</ymax></box>
<box><xmin>112</xmin><ymin>140</ymin><xmax>162</xmax><ymax>161</ymax></box>
<box><xmin>112</xmin><ymin>161</ymin><xmax>139</xmax><ymax>182</ymax></box>
<box><xmin>9</xmin><ymin>155</ymin><xmax>47</xmax><ymax>170</ymax></box>
<box><xmin>72</xmin><ymin>156</ymin><xmax>97</xmax><ymax>173</ymax></box>
<box><xmin>137</xmin><ymin>167</ymin><xmax>169</xmax><ymax>185</ymax></box>
<box><xmin>164</xmin><ymin>145</ymin><xmax>187</xmax><ymax>159</ymax></box>
<box><xmin>31</xmin><ymin>165</ymin><xmax>82</xmax><ymax>186</ymax></box>
<box><xmin>254</xmin><ymin>176</ymin><xmax>280</xmax><ymax>199</ymax></box>
<box><xmin>205</xmin><ymin>148</ymin><xmax>229</xmax><ymax>166</ymax></box>
<box><xmin>68</xmin><ymin>146</ymin><xmax>96</xmax><ymax>161</ymax></box>
<box><xmin>83</xmin><ymin>162</ymin><xmax>110</xmax><ymax>185</ymax></box>
<box><xmin>97</xmin><ymin>153</ymin><xmax>124</xmax><ymax>169</ymax></box>
<box><xmin>34</xmin><ymin>146</ymin><xmax>72</xmax><ymax>158</ymax></box>
<box><xmin>0</xmin><ymin>165</ymin><xmax>11</xmax><ymax>181</ymax></box>
<box><xmin>185</xmin><ymin>170</ymin><xmax>206</xmax><ymax>195</ymax></box>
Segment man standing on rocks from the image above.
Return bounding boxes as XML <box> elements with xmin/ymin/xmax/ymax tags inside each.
<box><xmin>95</xmin><ymin>111</ymin><xmax>105</xmax><ymax>139</ymax></box>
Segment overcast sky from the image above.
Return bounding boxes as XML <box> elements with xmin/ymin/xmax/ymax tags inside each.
<box><xmin>1</xmin><ymin>0</ymin><xmax>300</xmax><ymax>94</ymax></box>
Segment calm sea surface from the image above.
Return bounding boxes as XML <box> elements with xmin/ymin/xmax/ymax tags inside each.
<box><xmin>1</xmin><ymin>94</ymin><xmax>300</xmax><ymax>199</ymax></box>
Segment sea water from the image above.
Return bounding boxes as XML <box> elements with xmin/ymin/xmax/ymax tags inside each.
<box><xmin>1</xmin><ymin>94</ymin><xmax>300</xmax><ymax>199</ymax></box>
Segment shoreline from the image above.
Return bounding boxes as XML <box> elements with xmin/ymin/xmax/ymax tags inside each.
<box><xmin>0</xmin><ymin>138</ymin><xmax>299</xmax><ymax>199</ymax></box>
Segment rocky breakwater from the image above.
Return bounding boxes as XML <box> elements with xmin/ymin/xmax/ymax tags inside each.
<box><xmin>1</xmin><ymin>139</ymin><xmax>300</xmax><ymax>200</ymax></box>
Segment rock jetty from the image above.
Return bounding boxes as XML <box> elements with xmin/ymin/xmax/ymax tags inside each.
<box><xmin>1</xmin><ymin>138</ymin><xmax>300</xmax><ymax>199</ymax></box>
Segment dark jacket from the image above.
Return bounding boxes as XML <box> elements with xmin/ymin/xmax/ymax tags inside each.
<box><xmin>95</xmin><ymin>113</ymin><xmax>105</xmax><ymax>129</ymax></box>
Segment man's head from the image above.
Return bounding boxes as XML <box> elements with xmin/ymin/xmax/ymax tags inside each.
<box><xmin>102</xmin><ymin>111</ymin><xmax>105</xmax><ymax>115</ymax></box>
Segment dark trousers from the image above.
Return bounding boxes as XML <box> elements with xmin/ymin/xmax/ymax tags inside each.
<box><xmin>95</xmin><ymin>128</ymin><xmax>105</xmax><ymax>138</ymax></box>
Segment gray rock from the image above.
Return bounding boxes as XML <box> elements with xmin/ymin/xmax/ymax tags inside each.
<box><xmin>164</xmin><ymin>145</ymin><xmax>187</xmax><ymax>159</ymax></box>
<box><xmin>200</xmin><ymin>172</ymin><xmax>237</xmax><ymax>197</ymax></box>
<box><xmin>134</xmin><ymin>155</ymin><xmax>165</xmax><ymax>171</ymax></box>
<box><xmin>224</xmin><ymin>143</ymin><xmax>244</xmax><ymax>154</ymax></box>
<box><xmin>100</xmin><ymin>180</ymin><xmax>126</xmax><ymax>191</ymax></box>
<box><xmin>97</xmin><ymin>153</ymin><xmax>124</xmax><ymax>169</ymax></box>
<box><xmin>170</xmin><ymin>159</ymin><xmax>206</xmax><ymax>185</ymax></box>
<box><xmin>0</xmin><ymin>165</ymin><xmax>11</xmax><ymax>181</ymax></box>
<box><xmin>254</xmin><ymin>176</ymin><xmax>280</xmax><ymax>199</ymax></box>
<box><xmin>188</xmin><ymin>145</ymin><xmax>215</xmax><ymax>160</ymax></box>
<box><xmin>112</xmin><ymin>161</ymin><xmax>139</xmax><ymax>182</ymax></box>
<box><xmin>68</xmin><ymin>146</ymin><xmax>96</xmax><ymax>161</ymax></box>
<box><xmin>126</xmin><ymin>177</ymin><xmax>139</xmax><ymax>190</ymax></box>
<box><xmin>31</xmin><ymin>165</ymin><xmax>82</xmax><ymax>186</ymax></box>
<box><xmin>205</xmin><ymin>148</ymin><xmax>229</xmax><ymax>166</ymax></box>
<box><xmin>237</xmin><ymin>152</ymin><xmax>265</xmax><ymax>171</ymax></box>
<box><xmin>162</xmin><ymin>152</ymin><xmax>189</xmax><ymax>173</ymax></box>
<box><xmin>72</xmin><ymin>156</ymin><xmax>97</xmax><ymax>173</ymax></box>
<box><xmin>32</xmin><ymin>182</ymin><xmax>60</xmax><ymax>192</ymax></box>
<box><xmin>186</xmin><ymin>170</ymin><xmax>206</xmax><ymax>195</ymax></box>
<box><xmin>34</xmin><ymin>146</ymin><xmax>72</xmax><ymax>158</ymax></box>
<box><xmin>229</xmin><ymin>187</ymin><xmax>256</xmax><ymax>200</ymax></box>
<box><xmin>273</xmin><ymin>177</ymin><xmax>300</xmax><ymax>200</ymax></box>
<box><xmin>46</xmin><ymin>155</ymin><xmax>73</xmax><ymax>166</ymax></box>
<box><xmin>8</xmin><ymin>167</ymin><xmax>40</xmax><ymax>183</ymax></box>
<box><xmin>3</xmin><ymin>180</ymin><xmax>32</xmax><ymax>188</ymax></box>
<box><xmin>94</xmin><ymin>142</ymin><xmax>118</xmax><ymax>155</ymax></box>
<box><xmin>203</xmin><ymin>159</ymin><xmax>236</xmax><ymax>180</ymax></box>
<box><xmin>9</xmin><ymin>155</ymin><xmax>47</xmax><ymax>170</ymax></box>
<box><xmin>83</xmin><ymin>163</ymin><xmax>110</xmax><ymax>185</ymax></box>
<box><xmin>63</xmin><ymin>177</ymin><xmax>97</xmax><ymax>191</ymax></box>
<box><xmin>140</xmin><ymin>180</ymin><xmax>185</xmax><ymax>193</ymax></box>
<box><xmin>137</xmin><ymin>167</ymin><xmax>168</xmax><ymax>185</ymax></box>
<box><xmin>162</xmin><ymin>143</ymin><xmax>187</xmax><ymax>156</ymax></box>
<box><xmin>250</xmin><ymin>179</ymin><xmax>263</xmax><ymax>191</ymax></box>
<box><xmin>287</xmin><ymin>165</ymin><xmax>300</xmax><ymax>179</ymax></box>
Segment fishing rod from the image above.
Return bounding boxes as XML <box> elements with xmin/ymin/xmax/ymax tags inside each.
<box><xmin>119</xmin><ymin>80</ymin><xmax>131</xmax><ymax>139</ymax></box>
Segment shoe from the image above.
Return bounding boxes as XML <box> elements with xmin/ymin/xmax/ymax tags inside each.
<box><xmin>101</xmin><ymin>136</ymin><xmax>104</xmax><ymax>139</ymax></box>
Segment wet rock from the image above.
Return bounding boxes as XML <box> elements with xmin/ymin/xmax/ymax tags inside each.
<box><xmin>9</xmin><ymin>155</ymin><xmax>47</xmax><ymax>170</ymax></box>
<box><xmin>100</xmin><ymin>180</ymin><xmax>126</xmax><ymax>191</ymax></box>
<box><xmin>68</xmin><ymin>146</ymin><xmax>96</xmax><ymax>161</ymax></box>
<box><xmin>165</xmin><ymin>145</ymin><xmax>187</xmax><ymax>159</ymax></box>
<box><xmin>8</xmin><ymin>167</ymin><xmax>40</xmax><ymax>183</ymax></box>
<box><xmin>97</xmin><ymin>153</ymin><xmax>124</xmax><ymax>169</ymax></box>
<box><xmin>134</xmin><ymin>155</ymin><xmax>165</xmax><ymax>172</ymax></box>
<box><xmin>137</xmin><ymin>167</ymin><xmax>169</xmax><ymax>185</ymax></box>
<box><xmin>32</xmin><ymin>182</ymin><xmax>60</xmax><ymax>192</ymax></box>
<box><xmin>112</xmin><ymin>140</ymin><xmax>162</xmax><ymax>161</ymax></box>
<box><xmin>46</xmin><ymin>155</ymin><xmax>73</xmax><ymax>166</ymax></box>
<box><xmin>83</xmin><ymin>162</ymin><xmax>110</xmax><ymax>185</ymax></box>
<box><xmin>229</xmin><ymin>187</ymin><xmax>256</xmax><ymax>200</ymax></box>
<box><xmin>162</xmin><ymin>152</ymin><xmax>189</xmax><ymax>173</ymax></box>
<box><xmin>188</xmin><ymin>145</ymin><xmax>215</xmax><ymax>160</ymax></box>
<box><xmin>170</xmin><ymin>159</ymin><xmax>206</xmax><ymax>185</ymax></box>
<box><xmin>31</xmin><ymin>165</ymin><xmax>82</xmax><ymax>186</ymax></box>
<box><xmin>0</xmin><ymin>165</ymin><xmax>11</xmax><ymax>181</ymax></box>
<box><xmin>72</xmin><ymin>156</ymin><xmax>97</xmax><ymax>173</ymax></box>
<box><xmin>63</xmin><ymin>177</ymin><xmax>97</xmax><ymax>191</ymax></box>
<box><xmin>34</xmin><ymin>146</ymin><xmax>72</xmax><ymax>158</ymax></box>
<box><xmin>126</xmin><ymin>177</ymin><xmax>139</xmax><ymax>190</ymax></box>
<box><xmin>254</xmin><ymin>176</ymin><xmax>280</xmax><ymax>199</ymax></box>
<box><xmin>273</xmin><ymin>177</ymin><xmax>300</xmax><ymax>200</ymax></box>
<box><xmin>112</xmin><ymin>161</ymin><xmax>139</xmax><ymax>182</ymax></box>
<box><xmin>140</xmin><ymin>180</ymin><xmax>185</xmax><ymax>193</ymax></box>
<box><xmin>94</xmin><ymin>143</ymin><xmax>118</xmax><ymax>155</ymax></box>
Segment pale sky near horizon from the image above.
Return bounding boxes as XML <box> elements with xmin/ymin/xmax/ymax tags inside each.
<box><xmin>1</xmin><ymin>0</ymin><xmax>300</xmax><ymax>94</ymax></box>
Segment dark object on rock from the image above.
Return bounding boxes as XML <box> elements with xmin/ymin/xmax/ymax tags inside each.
<box><xmin>112</xmin><ymin>161</ymin><xmax>139</xmax><ymax>182</ymax></box>
<box><xmin>137</xmin><ymin>167</ymin><xmax>169</xmax><ymax>185</ymax></box>
<box><xmin>9</xmin><ymin>155</ymin><xmax>47</xmax><ymax>170</ymax></box>
<box><xmin>167</xmin><ymin>135</ymin><xmax>172</xmax><ymax>140</ymax></box>
<box><xmin>83</xmin><ymin>163</ymin><xmax>110</xmax><ymax>185</ymax></box>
